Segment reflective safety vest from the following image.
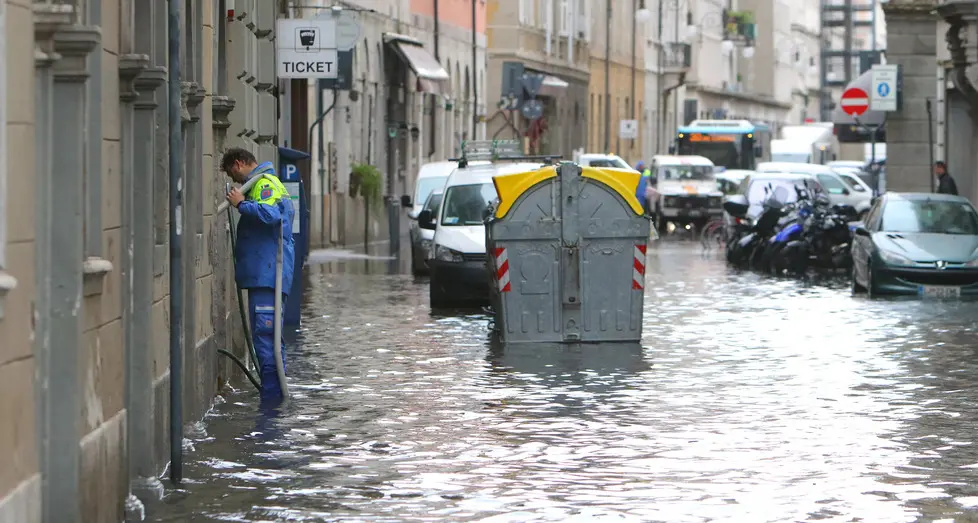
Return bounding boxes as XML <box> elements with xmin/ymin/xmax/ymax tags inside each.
<box><xmin>641</xmin><ymin>168</ymin><xmax>652</xmax><ymax>178</ymax></box>
<box><xmin>234</xmin><ymin>162</ymin><xmax>296</xmax><ymax>291</ymax></box>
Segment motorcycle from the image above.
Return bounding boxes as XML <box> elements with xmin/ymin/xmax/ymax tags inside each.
<box><xmin>774</xmin><ymin>201</ymin><xmax>859</xmax><ymax>275</ymax></box>
<box><xmin>724</xmin><ymin>186</ymin><xmax>790</xmax><ymax>270</ymax></box>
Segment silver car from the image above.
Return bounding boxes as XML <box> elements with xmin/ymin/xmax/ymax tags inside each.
<box><xmin>409</xmin><ymin>190</ymin><xmax>443</xmax><ymax>276</ymax></box>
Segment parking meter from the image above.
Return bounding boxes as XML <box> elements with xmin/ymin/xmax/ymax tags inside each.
<box><xmin>278</xmin><ymin>146</ymin><xmax>310</xmax><ymax>327</ymax></box>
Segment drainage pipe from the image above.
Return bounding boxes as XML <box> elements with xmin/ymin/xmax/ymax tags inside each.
<box><xmin>167</xmin><ymin>0</ymin><xmax>184</xmax><ymax>484</ymax></box>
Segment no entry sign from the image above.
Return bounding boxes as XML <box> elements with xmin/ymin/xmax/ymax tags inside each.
<box><xmin>840</xmin><ymin>88</ymin><xmax>869</xmax><ymax>116</ymax></box>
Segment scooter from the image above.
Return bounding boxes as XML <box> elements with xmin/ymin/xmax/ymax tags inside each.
<box><xmin>726</xmin><ymin>194</ymin><xmax>787</xmax><ymax>270</ymax></box>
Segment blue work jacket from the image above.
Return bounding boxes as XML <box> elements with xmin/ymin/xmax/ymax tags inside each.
<box><xmin>234</xmin><ymin>162</ymin><xmax>296</xmax><ymax>291</ymax></box>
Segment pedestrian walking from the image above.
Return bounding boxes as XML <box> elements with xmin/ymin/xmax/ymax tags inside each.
<box><xmin>934</xmin><ymin>161</ymin><xmax>959</xmax><ymax>195</ymax></box>
<box><xmin>222</xmin><ymin>147</ymin><xmax>296</xmax><ymax>402</ymax></box>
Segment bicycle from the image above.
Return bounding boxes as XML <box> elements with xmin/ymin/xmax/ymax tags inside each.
<box><xmin>699</xmin><ymin>218</ymin><xmax>727</xmax><ymax>250</ymax></box>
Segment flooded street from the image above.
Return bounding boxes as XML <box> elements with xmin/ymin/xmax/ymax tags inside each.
<box><xmin>151</xmin><ymin>242</ymin><xmax>978</xmax><ymax>522</ymax></box>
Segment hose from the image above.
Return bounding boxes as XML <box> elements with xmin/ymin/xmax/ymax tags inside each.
<box><xmin>226</xmin><ymin>205</ymin><xmax>262</xmax><ymax>378</ymax></box>
<box><xmin>217</xmin><ymin>349</ymin><xmax>262</xmax><ymax>390</ymax></box>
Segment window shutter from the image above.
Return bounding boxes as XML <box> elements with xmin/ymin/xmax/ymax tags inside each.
<box><xmin>580</xmin><ymin>0</ymin><xmax>590</xmax><ymax>41</ymax></box>
<box><xmin>519</xmin><ymin>0</ymin><xmax>527</xmax><ymax>25</ymax></box>
<box><xmin>559</xmin><ymin>0</ymin><xmax>571</xmax><ymax>37</ymax></box>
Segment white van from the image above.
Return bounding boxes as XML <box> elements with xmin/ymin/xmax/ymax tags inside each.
<box><xmin>403</xmin><ymin>160</ymin><xmax>490</xmax><ymax>275</ymax></box>
<box><xmin>418</xmin><ymin>161</ymin><xmax>544</xmax><ymax>308</ymax></box>
<box><xmin>647</xmin><ymin>155</ymin><xmax>723</xmax><ymax>230</ymax></box>
<box><xmin>576</xmin><ymin>153</ymin><xmax>638</xmax><ymax>171</ymax></box>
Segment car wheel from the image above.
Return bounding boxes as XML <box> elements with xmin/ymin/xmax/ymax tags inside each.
<box><xmin>865</xmin><ymin>266</ymin><xmax>876</xmax><ymax>297</ymax></box>
<box><xmin>429</xmin><ymin>282</ymin><xmax>450</xmax><ymax>309</ymax></box>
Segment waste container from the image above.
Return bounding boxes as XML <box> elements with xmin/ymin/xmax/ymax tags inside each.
<box><xmin>485</xmin><ymin>162</ymin><xmax>651</xmax><ymax>343</ymax></box>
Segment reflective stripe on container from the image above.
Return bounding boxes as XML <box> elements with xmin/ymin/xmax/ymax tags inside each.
<box><xmin>632</xmin><ymin>243</ymin><xmax>647</xmax><ymax>289</ymax></box>
<box><xmin>494</xmin><ymin>247</ymin><xmax>511</xmax><ymax>292</ymax></box>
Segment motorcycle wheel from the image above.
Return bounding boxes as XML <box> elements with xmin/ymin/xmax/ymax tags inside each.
<box><xmin>748</xmin><ymin>243</ymin><xmax>766</xmax><ymax>271</ymax></box>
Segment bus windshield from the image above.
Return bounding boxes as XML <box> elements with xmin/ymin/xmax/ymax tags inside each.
<box><xmin>657</xmin><ymin>165</ymin><xmax>714</xmax><ymax>181</ymax></box>
<box><xmin>677</xmin><ymin>132</ymin><xmax>750</xmax><ymax>169</ymax></box>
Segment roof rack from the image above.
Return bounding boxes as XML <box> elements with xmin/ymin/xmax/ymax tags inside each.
<box><xmin>450</xmin><ymin>140</ymin><xmax>561</xmax><ymax>168</ymax></box>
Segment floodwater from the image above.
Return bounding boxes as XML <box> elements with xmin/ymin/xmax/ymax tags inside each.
<box><xmin>151</xmin><ymin>242</ymin><xmax>978</xmax><ymax>522</ymax></box>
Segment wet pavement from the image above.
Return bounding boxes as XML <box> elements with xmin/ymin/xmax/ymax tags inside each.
<box><xmin>151</xmin><ymin>241</ymin><xmax>978</xmax><ymax>522</ymax></box>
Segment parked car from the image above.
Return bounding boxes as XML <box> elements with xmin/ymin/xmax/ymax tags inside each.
<box><xmin>409</xmin><ymin>190</ymin><xmax>443</xmax><ymax>276</ymax></box>
<box><xmin>851</xmin><ymin>192</ymin><xmax>978</xmax><ymax>297</ymax></box>
<box><xmin>716</xmin><ymin>169</ymin><xmax>753</xmax><ymax>195</ymax></box>
<box><xmin>421</xmin><ymin>161</ymin><xmax>544</xmax><ymax>308</ymax></box>
<box><xmin>756</xmin><ymin>162</ymin><xmax>872</xmax><ymax>216</ymax></box>
<box><xmin>403</xmin><ymin>160</ymin><xmax>489</xmax><ymax>275</ymax></box>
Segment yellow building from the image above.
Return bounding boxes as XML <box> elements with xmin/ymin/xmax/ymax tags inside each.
<box><xmin>587</xmin><ymin>0</ymin><xmax>646</xmax><ymax>165</ymax></box>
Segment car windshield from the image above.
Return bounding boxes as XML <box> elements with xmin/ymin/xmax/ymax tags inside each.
<box><xmin>415</xmin><ymin>176</ymin><xmax>448</xmax><ymax>205</ymax></box>
<box><xmin>423</xmin><ymin>192</ymin><xmax>443</xmax><ymax>215</ymax></box>
<box><xmin>658</xmin><ymin>165</ymin><xmax>714</xmax><ymax>181</ymax></box>
<box><xmin>836</xmin><ymin>172</ymin><xmax>866</xmax><ymax>191</ymax></box>
<box><xmin>881</xmin><ymin>200</ymin><xmax>978</xmax><ymax>235</ymax></box>
<box><xmin>441</xmin><ymin>183</ymin><xmax>497</xmax><ymax>226</ymax></box>
<box><xmin>586</xmin><ymin>157</ymin><xmax>631</xmax><ymax>169</ymax></box>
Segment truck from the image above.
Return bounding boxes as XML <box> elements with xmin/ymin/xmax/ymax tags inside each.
<box><xmin>647</xmin><ymin>155</ymin><xmax>724</xmax><ymax>232</ymax></box>
<box><xmin>674</xmin><ymin>120</ymin><xmax>771</xmax><ymax>170</ymax></box>
<box><xmin>771</xmin><ymin>123</ymin><xmax>839</xmax><ymax>164</ymax></box>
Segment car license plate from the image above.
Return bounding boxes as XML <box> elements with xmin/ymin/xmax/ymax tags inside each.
<box><xmin>919</xmin><ymin>285</ymin><xmax>961</xmax><ymax>298</ymax></box>
<box><xmin>682</xmin><ymin>209</ymin><xmax>702</xmax><ymax>216</ymax></box>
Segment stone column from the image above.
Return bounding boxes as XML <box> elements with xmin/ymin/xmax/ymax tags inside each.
<box><xmin>180</xmin><ymin>81</ymin><xmax>204</xmax><ymax>419</ymax></box>
<box><xmin>936</xmin><ymin>1</ymin><xmax>978</xmax><ymax>202</ymax></box>
<box><xmin>123</xmin><ymin>55</ymin><xmax>167</xmax><ymax>508</ymax></box>
<box><xmin>48</xmin><ymin>19</ymin><xmax>100</xmax><ymax>523</ymax></box>
<box><xmin>882</xmin><ymin>0</ymin><xmax>939</xmax><ymax>193</ymax></box>
<box><xmin>31</xmin><ymin>3</ymin><xmax>73</xmax><ymax>523</ymax></box>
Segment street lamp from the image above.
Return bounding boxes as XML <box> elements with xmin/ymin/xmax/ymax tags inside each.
<box><xmin>721</xmin><ymin>40</ymin><xmax>735</xmax><ymax>54</ymax></box>
<box><xmin>742</xmin><ymin>46</ymin><xmax>755</xmax><ymax>58</ymax></box>
<box><xmin>636</xmin><ymin>7</ymin><xmax>652</xmax><ymax>23</ymax></box>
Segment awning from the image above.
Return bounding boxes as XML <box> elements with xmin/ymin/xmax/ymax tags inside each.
<box><xmin>538</xmin><ymin>75</ymin><xmax>569</xmax><ymax>98</ymax></box>
<box><xmin>384</xmin><ymin>33</ymin><xmax>449</xmax><ymax>95</ymax></box>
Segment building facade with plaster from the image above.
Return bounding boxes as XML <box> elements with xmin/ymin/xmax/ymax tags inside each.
<box><xmin>0</xmin><ymin>0</ymin><xmax>271</xmax><ymax>520</ymax></box>
<box><xmin>485</xmin><ymin>0</ymin><xmax>591</xmax><ymax>159</ymax></box>
<box><xmin>302</xmin><ymin>0</ymin><xmax>487</xmax><ymax>249</ymax></box>
<box><xmin>586</xmin><ymin>0</ymin><xmax>648</xmax><ymax>165</ymax></box>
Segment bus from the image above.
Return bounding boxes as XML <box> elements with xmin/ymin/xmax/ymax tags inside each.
<box><xmin>674</xmin><ymin>120</ymin><xmax>771</xmax><ymax>171</ymax></box>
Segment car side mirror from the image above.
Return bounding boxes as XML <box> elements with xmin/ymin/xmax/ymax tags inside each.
<box><xmin>418</xmin><ymin>209</ymin><xmax>435</xmax><ymax>229</ymax></box>
<box><xmin>841</xmin><ymin>188</ymin><xmax>850</xmax><ymax>195</ymax></box>
<box><xmin>400</xmin><ymin>194</ymin><xmax>412</xmax><ymax>208</ymax></box>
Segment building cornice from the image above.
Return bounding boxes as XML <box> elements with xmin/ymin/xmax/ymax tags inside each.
<box><xmin>689</xmin><ymin>82</ymin><xmax>793</xmax><ymax>110</ymax></box>
<box><xmin>882</xmin><ymin>0</ymin><xmax>938</xmax><ymax>18</ymax></box>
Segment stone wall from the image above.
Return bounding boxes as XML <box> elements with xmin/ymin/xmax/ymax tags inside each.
<box><xmin>882</xmin><ymin>0</ymin><xmax>938</xmax><ymax>193</ymax></box>
<box><xmin>0</xmin><ymin>0</ymin><xmax>268</xmax><ymax>520</ymax></box>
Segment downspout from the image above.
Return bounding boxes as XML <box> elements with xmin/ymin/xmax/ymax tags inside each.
<box><xmin>429</xmin><ymin>0</ymin><xmax>439</xmax><ymax>157</ymax></box>
<box><xmin>604</xmin><ymin>0</ymin><xmax>611</xmax><ymax>151</ymax></box>
<box><xmin>166</xmin><ymin>0</ymin><xmax>184</xmax><ymax>484</ymax></box>
<box><xmin>631</xmin><ymin>0</ymin><xmax>637</xmax><ymax>129</ymax></box>
<box><xmin>472</xmin><ymin>0</ymin><xmax>478</xmax><ymax>139</ymax></box>
<box><xmin>655</xmin><ymin>0</ymin><xmax>663</xmax><ymax>152</ymax></box>
<box><xmin>945</xmin><ymin>18</ymin><xmax>978</xmax><ymax>113</ymax></box>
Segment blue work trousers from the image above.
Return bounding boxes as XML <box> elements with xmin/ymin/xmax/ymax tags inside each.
<box><xmin>249</xmin><ymin>287</ymin><xmax>287</xmax><ymax>401</ymax></box>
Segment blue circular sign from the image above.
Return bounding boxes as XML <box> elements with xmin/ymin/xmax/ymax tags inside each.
<box><xmin>877</xmin><ymin>83</ymin><xmax>890</xmax><ymax>97</ymax></box>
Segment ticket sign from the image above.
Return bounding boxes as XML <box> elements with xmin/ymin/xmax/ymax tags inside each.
<box><xmin>688</xmin><ymin>133</ymin><xmax>737</xmax><ymax>142</ymax></box>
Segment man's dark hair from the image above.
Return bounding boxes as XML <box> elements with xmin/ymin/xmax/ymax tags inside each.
<box><xmin>220</xmin><ymin>147</ymin><xmax>258</xmax><ymax>173</ymax></box>
<box><xmin>936</xmin><ymin>161</ymin><xmax>947</xmax><ymax>168</ymax></box>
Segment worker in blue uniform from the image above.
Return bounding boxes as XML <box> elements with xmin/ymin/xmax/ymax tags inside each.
<box><xmin>222</xmin><ymin>147</ymin><xmax>295</xmax><ymax>401</ymax></box>
<box><xmin>635</xmin><ymin>161</ymin><xmax>651</xmax><ymax>214</ymax></box>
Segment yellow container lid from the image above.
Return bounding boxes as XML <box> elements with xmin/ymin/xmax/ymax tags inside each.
<box><xmin>492</xmin><ymin>164</ymin><xmax>644</xmax><ymax>218</ymax></box>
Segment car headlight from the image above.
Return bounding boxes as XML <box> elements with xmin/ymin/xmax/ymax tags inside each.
<box><xmin>420</xmin><ymin>238</ymin><xmax>433</xmax><ymax>252</ymax></box>
<box><xmin>434</xmin><ymin>245</ymin><xmax>464</xmax><ymax>262</ymax></box>
<box><xmin>878</xmin><ymin>249</ymin><xmax>913</xmax><ymax>266</ymax></box>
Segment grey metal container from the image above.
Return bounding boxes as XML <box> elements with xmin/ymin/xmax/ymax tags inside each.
<box><xmin>486</xmin><ymin>162</ymin><xmax>651</xmax><ymax>343</ymax></box>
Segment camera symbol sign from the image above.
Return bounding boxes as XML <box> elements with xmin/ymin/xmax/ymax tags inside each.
<box><xmin>297</xmin><ymin>27</ymin><xmax>319</xmax><ymax>51</ymax></box>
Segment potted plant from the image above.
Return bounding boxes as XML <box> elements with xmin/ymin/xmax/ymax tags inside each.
<box><xmin>350</xmin><ymin>163</ymin><xmax>382</xmax><ymax>205</ymax></box>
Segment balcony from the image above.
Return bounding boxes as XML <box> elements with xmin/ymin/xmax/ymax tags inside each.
<box><xmin>662</xmin><ymin>43</ymin><xmax>691</xmax><ymax>73</ymax></box>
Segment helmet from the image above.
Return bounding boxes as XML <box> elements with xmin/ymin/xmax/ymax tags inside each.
<box><xmin>635</xmin><ymin>161</ymin><xmax>646</xmax><ymax>170</ymax></box>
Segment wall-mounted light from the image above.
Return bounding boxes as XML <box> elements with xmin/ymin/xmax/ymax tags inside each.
<box><xmin>721</xmin><ymin>40</ymin><xmax>735</xmax><ymax>54</ymax></box>
<box><xmin>636</xmin><ymin>8</ymin><xmax>652</xmax><ymax>23</ymax></box>
<box><xmin>742</xmin><ymin>46</ymin><xmax>754</xmax><ymax>58</ymax></box>
<box><xmin>410</xmin><ymin>126</ymin><xmax>420</xmax><ymax>141</ymax></box>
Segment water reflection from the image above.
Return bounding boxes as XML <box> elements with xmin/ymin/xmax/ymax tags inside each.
<box><xmin>150</xmin><ymin>243</ymin><xmax>978</xmax><ymax>522</ymax></box>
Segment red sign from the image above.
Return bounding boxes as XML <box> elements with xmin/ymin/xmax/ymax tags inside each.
<box><xmin>840</xmin><ymin>88</ymin><xmax>869</xmax><ymax>116</ymax></box>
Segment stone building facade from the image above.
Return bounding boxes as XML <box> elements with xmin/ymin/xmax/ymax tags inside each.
<box><xmin>303</xmin><ymin>0</ymin><xmax>487</xmax><ymax>249</ymax></box>
<box><xmin>0</xmin><ymin>0</ymin><xmax>270</xmax><ymax>520</ymax></box>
